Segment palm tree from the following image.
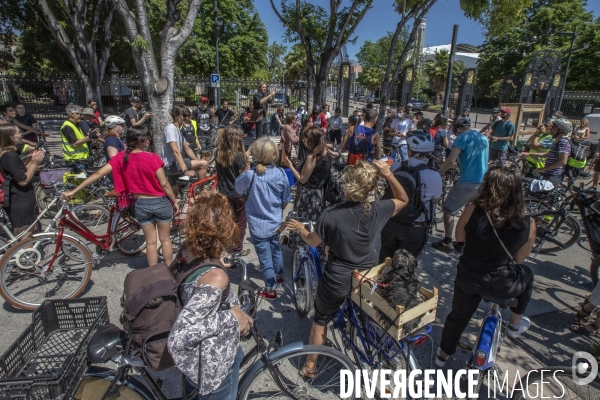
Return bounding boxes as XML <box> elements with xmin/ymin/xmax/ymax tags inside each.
<box><xmin>423</xmin><ymin>49</ymin><xmax>465</xmax><ymax>104</ymax></box>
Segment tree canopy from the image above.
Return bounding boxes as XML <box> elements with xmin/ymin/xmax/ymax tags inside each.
<box><xmin>423</xmin><ymin>49</ymin><xmax>465</xmax><ymax>103</ymax></box>
<box><xmin>356</xmin><ymin>31</ymin><xmax>409</xmax><ymax>92</ymax></box>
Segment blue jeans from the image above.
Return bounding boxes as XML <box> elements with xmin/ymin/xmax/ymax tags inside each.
<box><xmin>197</xmin><ymin>346</ymin><xmax>244</xmax><ymax>400</ymax></box>
<box><xmin>391</xmin><ymin>143</ymin><xmax>408</xmax><ymax>161</ymax></box>
<box><xmin>251</xmin><ymin>233</ymin><xmax>283</xmax><ymax>290</ymax></box>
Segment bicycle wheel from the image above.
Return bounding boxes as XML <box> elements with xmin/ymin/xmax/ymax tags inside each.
<box><xmin>238</xmin><ymin>345</ymin><xmax>356</xmax><ymax>400</ymax></box>
<box><xmin>511</xmin><ymin>367</ymin><xmax>600</xmax><ymax>399</ymax></box>
<box><xmin>348</xmin><ymin>308</ymin><xmax>410</xmax><ymax>399</ymax></box>
<box><xmin>35</xmin><ymin>184</ymin><xmax>61</xmax><ymax>219</ymax></box>
<box><xmin>532</xmin><ymin>210</ymin><xmax>581</xmax><ymax>253</ymax></box>
<box><xmin>504</xmin><ymin>159</ymin><xmax>522</xmax><ymax>175</ymax></box>
<box><xmin>71</xmin><ymin>204</ymin><xmax>110</xmax><ymax>242</ymax></box>
<box><xmin>291</xmin><ymin>248</ymin><xmax>312</xmax><ymax>317</ymax></box>
<box><xmin>115</xmin><ymin>212</ymin><xmax>147</xmax><ymax>256</ymax></box>
<box><xmin>74</xmin><ymin>376</ymin><xmax>150</xmax><ymax>400</ymax></box>
<box><xmin>0</xmin><ymin>233</ymin><xmax>93</xmax><ymax>310</ymax></box>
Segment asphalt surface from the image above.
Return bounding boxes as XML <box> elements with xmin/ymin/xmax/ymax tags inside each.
<box><xmin>0</xmin><ymin>127</ymin><xmax>598</xmax><ymax>398</ymax></box>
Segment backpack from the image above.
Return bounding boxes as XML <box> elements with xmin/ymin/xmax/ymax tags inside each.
<box><xmin>323</xmin><ymin>170</ymin><xmax>344</xmax><ymax>206</ymax></box>
<box><xmin>120</xmin><ymin>247</ymin><xmax>228</xmax><ymax>371</ymax></box>
<box><xmin>383</xmin><ymin>161</ymin><xmax>430</xmax><ymax>225</ymax></box>
<box><xmin>347</xmin><ymin>125</ymin><xmax>375</xmax><ymax>159</ymax></box>
<box><xmin>565</xmin><ymin>140</ymin><xmax>591</xmax><ymax>179</ymax></box>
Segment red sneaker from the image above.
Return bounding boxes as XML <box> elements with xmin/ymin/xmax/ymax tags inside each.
<box><xmin>257</xmin><ymin>288</ymin><xmax>277</xmax><ymax>301</ymax></box>
<box><xmin>276</xmin><ymin>277</ymin><xmax>284</xmax><ymax>285</ymax></box>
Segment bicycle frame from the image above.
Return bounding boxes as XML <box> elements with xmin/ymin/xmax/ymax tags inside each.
<box><xmin>470</xmin><ymin>303</ymin><xmax>506</xmax><ymax>372</ymax></box>
<box><xmin>174</xmin><ymin>175</ymin><xmax>218</xmax><ymax>226</ymax></box>
<box><xmin>294</xmin><ymin>244</ymin><xmax>322</xmax><ymax>283</ymax></box>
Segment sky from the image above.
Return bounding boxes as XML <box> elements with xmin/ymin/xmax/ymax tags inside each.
<box><xmin>259</xmin><ymin>0</ymin><xmax>600</xmax><ymax>59</ymax></box>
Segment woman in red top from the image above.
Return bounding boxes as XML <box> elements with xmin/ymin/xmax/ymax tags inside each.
<box><xmin>62</xmin><ymin>126</ymin><xmax>178</xmax><ymax>265</ymax></box>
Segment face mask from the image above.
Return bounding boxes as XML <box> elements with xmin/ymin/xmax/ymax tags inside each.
<box><xmin>299</xmin><ymin>106</ymin><xmax>304</xmax><ymax>111</ymax></box>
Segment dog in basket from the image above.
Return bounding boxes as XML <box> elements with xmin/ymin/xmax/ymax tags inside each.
<box><xmin>375</xmin><ymin>249</ymin><xmax>423</xmax><ymax>333</ymax></box>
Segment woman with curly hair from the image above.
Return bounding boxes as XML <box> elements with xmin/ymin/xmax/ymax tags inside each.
<box><xmin>168</xmin><ymin>191</ymin><xmax>253</xmax><ymax>399</ymax></box>
<box><xmin>236</xmin><ymin>137</ymin><xmax>292</xmax><ymax>301</ymax></box>
<box><xmin>297</xmin><ymin>114</ymin><xmax>313</xmax><ymax>163</ymax></box>
<box><xmin>286</xmin><ymin>160</ymin><xmax>408</xmax><ymax>376</ymax></box>
<box><xmin>435</xmin><ymin>166</ymin><xmax>536</xmax><ymax>367</ymax></box>
<box><xmin>285</xmin><ymin>126</ymin><xmax>333</xmax><ymax>250</ymax></box>
<box><xmin>216</xmin><ymin>125</ymin><xmax>250</xmax><ymax>255</ymax></box>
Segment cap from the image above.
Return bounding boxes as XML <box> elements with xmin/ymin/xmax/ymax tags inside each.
<box><xmin>407</xmin><ymin>103</ymin><xmax>413</xmax><ymax>107</ymax></box>
<box><xmin>201</xmin><ymin>96</ymin><xmax>209</xmax><ymax>103</ymax></box>
<box><xmin>464</xmin><ymin>107</ymin><xmax>470</xmax><ymax>112</ymax></box>
<box><xmin>129</xmin><ymin>96</ymin><xmax>140</xmax><ymax>103</ymax></box>
<box><xmin>335</xmin><ymin>107</ymin><xmax>341</xmax><ymax>113</ymax></box>
<box><xmin>500</xmin><ymin>107</ymin><xmax>512</xmax><ymax>114</ymax></box>
<box><xmin>458</xmin><ymin>119</ymin><xmax>471</xmax><ymax>128</ymax></box>
<box><xmin>81</xmin><ymin>108</ymin><xmax>95</xmax><ymax>116</ymax></box>
<box><xmin>492</xmin><ymin>107</ymin><xmax>501</xmax><ymax>113</ymax></box>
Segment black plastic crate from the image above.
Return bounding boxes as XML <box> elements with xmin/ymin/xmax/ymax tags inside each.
<box><xmin>0</xmin><ymin>297</ymin><xmax>108</xmax><ymax>399</ymax></box>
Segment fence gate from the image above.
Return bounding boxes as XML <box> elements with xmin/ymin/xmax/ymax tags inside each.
<box><xmin>455</xmin><ymin>69</ymin><xmax>476</xmax><ymax>116</ymax></box>
<box><xmin>519</xmin><ymin>50</ymin><xmax>562</xmax><ymax>121</ymax></box>
<box><xmin>396</xmin><ymin>65</ymin><xmax>414</xmax><ymax>108</ymax></box>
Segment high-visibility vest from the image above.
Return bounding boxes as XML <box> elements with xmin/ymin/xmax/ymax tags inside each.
<box><xmin>61</xmin><ymin>120</ymin><xmax>89</xmax><ymax>162</ymax></box>
<box><xmin>526</xmin><ymin>134</ymin><xmax>552</xmax><ymax>168</ymax></box>
<box><xmin>190</xmin><ymin>120</ymin><xmax>200</xmax><ymax>147</ymax></box>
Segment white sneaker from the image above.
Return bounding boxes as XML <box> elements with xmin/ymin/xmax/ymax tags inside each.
<box><xmin>435</xmin><ymin>348</ymin><xmax>448</xmax><ymax>367</ymax></box>
<box><xmin>507</xmin><ymin>316</ymin><xmax>530</xmax><ymax>338</ymax></box>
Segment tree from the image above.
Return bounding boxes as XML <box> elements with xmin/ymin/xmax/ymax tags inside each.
<box><xmin>283</xmin><ymin>44</ymin><xmax>308</xmax><ymax>84</ymax></box>
<box><xmin>476</xmin><ymin>0</ymin><xmax>597</xmax><ymax>96</ymax></box>
<box><xmin>0</xmin><ymin>0</ymin><xmax>114</xmax><ymax>106</ymax></box>
<box><xmin>423</xmin><ymin>49</ymin><xmax>465</xmax><ymax>103</ymax></box>
<box><xmin>357</xmin><ymin>31</ymin><xmax>409</xmax><ymax>92</ymax></box>
<box><xmin>112</xmin><ymin>0</ymin><xmax>203</xmax><ymax>157</ymax></box>
<box><xmin>270</xmin><ymin>0</ymin><xmax>373</xmax><ymax>108</ymax></box>
<box><xmin>266</xmin><ymin>42</ymin><xmax>287</xmax><ymax>82</ymax></box>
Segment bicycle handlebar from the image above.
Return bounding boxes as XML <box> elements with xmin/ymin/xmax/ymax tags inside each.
<box><xmin>536</xmin><ymin>226</ymin><xmax>565</xmax><ymax>249</ymax></box>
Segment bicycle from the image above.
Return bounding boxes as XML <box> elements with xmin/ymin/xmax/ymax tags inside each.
<box><xmin>0</xmin><ymin>186</ymin><xmax>146</xmax><ymax>310</ymax></box>
<box><xmin>76</xmin><ymin>252</ymin><xmax>356</xmax><ymax>400</ymax></box>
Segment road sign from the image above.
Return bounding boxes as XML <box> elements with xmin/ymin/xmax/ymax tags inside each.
<box><xmin>210</xmin><ymin>74</ymin><xmax>220</xmax><ymax>88</ymax></box>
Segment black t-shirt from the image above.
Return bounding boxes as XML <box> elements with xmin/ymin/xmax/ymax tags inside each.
<box><xmin>253</xmin><ymin>91</ymin><xmax>268</xmax><ymax>117</ymax></box>
<box><xmin>193</xmin><ymin>107</ymin><xmax>212</xmax><ymax>132</ymax></box>
<box><xmin>104</xmin><ymin>135</ymin><xmax>125</xmax><ymax>159</ymax></box>
<box><xmin>15</xmin><ymin>113</ymin><xmax>38</xmax><ymax>142</ymax></box>
<box><xmin>215</xmin><ymin>108</ymin><xmax>235</xmax><ymax>126</ymax></box>
<box><xmin>180</xmin><ymin>124</ymin><xmax>197</xmax><ymax>147</ymax></box>
<box><xmin>315</xmin><ymin>200</ymin><xmax>395</xmax><ymax>296</ymax></box>
<box><xmin>216</xmin><ymin>153</ymin><xmax>247</xmax><ymax>198</ymax></box>
<box><xmin>0</xmin><ymin>150</ymin><xmax>34</xmax><ymax>196</ymax></box>
<box><xmin>299</xmin><ymin>153</ymin><xmax>332</xmax><ymax>189</ymax></box>
<box><xmin>125</xmin><ymin>107</ymin><xmax>139</xmax><ymax>128</ymax></box>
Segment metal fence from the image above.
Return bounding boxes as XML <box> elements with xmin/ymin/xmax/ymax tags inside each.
<box><xmin>559</xmin><ymin>90</ymin><xmax>600</xmax><ymax>120</ymax></box>
<box><xmin>0</xmin><ymin>73</ymin><xmax>317</xmax><ymax>120</ymax></box>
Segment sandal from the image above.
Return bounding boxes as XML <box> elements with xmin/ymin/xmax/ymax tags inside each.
<box><xmin>569</xmin><ymin>322</ymin><xmax>600</xmax><ymax>336</ymax></box>
<box><xmin>298</xmin><ymin>364</ymin><xmax>317</xmax><ymax>379</ymax></box>
<box><xmin>575</xmin><ymin>299</ymin><xmax>595</xmax><ymax>323</ymax></box>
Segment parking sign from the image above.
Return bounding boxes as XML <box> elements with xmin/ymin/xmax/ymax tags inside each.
<box><xmin>211</xmin><ymin>74</ymin><xmax>220</xmax><ymax>88</ymax></box>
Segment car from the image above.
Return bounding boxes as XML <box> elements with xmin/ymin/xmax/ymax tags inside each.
<box><xmin>408</xmin><ymin>99</ymin><xmax>424</xmax><ymax>110</ymax></box>
<box><xmin>366</xmin><ymin>94</ymin><xmax>375</xmax><ymax>103</ymax></box>
<box><xmin>272</xmin><ymin>92</ymin><xmax>290</xmax><ymax>107</ymax></box>
<box><xmin>354</xmin><ymin>93</ymin><xmax>365</xmax><ymax>102</ymax></box>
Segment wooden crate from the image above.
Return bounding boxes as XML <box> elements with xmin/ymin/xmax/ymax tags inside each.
<box><xmin>351</xmin><ymin>258</ymin><xmax>438</xmax><ymax>341</ymax></box>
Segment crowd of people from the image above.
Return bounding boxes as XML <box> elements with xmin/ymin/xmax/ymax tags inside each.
<box><xmin>1</xmin><ymin>90</ymin><xmax>598</xmax><ymax>398</ymax></box>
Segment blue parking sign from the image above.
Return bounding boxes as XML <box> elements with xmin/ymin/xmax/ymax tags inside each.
<box><xmin>210</xmin><ymin>74</ymin><xmax>220</xmax><ymax>88</ymax></box>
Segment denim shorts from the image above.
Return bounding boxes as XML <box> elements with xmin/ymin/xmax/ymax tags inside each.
<box><xmin>134</xmin><ymin>196</ymin><xmax>173</xmax><ymax>226</ymax></box>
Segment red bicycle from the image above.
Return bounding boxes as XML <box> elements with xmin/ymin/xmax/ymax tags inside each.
<box><xmin>0</xmin><ymin>189</ymin><xmax>145</xmax><ymax>310</ymax></box>
<box><xmin>172</xmin><ymin>174</ymin><xmax>218</xmax><ymax>243</ymax></box>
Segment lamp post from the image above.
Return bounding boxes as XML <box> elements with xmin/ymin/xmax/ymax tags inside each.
<box><xmin>214</xmin><ymin>0</ymin><xmax>223</xmax><ymax>108</ymax></box>
<box><xmin>556</xmin><ymin>28</ymin><xmax>588</xmax><ymax>112</ymax></box>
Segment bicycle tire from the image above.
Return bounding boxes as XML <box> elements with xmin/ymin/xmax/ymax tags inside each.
<box><xmin>291</xmin><ymin>248</ymin><xmax>312</xmax><ymax>317</ymax></box>
<box><xmin>237</xmin><ymin>345</ymin><xmax>356</xmax><ymax>400</ymax></box>
<box><xmin>74</xmin><ymin>376</ymin><xmax>151</xmax><ymax>400</ymax></box>
<box><xmin>115</xmin><ymin>212</ymin><xmax>147</xmax><ymax>256</ymax></box>
<box><xmin>71</xmin><ymin>204</ymin><xmax>110</xmax><ymax>243</ymax></box>
<box><xmin>590</xmin><ymin>255</ymin><xmax>600</xmax><ymax>285</ymax></box>
<box><xmin>511</xmin><ymin>367</ymin><xmax>600</xmax><ymax>400</ymax></box>
<box><xmin>348</xmin><ymin>309</ymin><xmax>410</xmax><ymax>399</ymax></box>
<box><xmin>0</xmin><ymin>233</ymin><xmax>93</xmax><ymax>310</ymax></box>
<box><xmin>531</xmin><ymin>210</ymin><xmax>581</xmax><ymax>253</ymax></box>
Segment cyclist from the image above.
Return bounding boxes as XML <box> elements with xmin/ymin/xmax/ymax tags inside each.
<box><xmin>103</xmin><ymin>115</ymin><xmax>126</xmax><ymax>160</ymax></box>
<box><xmin>87</xmin><ymin>99</ymin><xmax>103</xmax><ymax>125</ymax></box>
<box><xmin>524</xmin><ymin>123</ymin><xmax>553</xmax><ymax>169</ymax></box>
<box><xmin>270</xmin><ymin>105</ymin><xmax>285</xmax><ymax>136</ymax></box>
<box><xmin>296</xmin><ymin>101</ymin><xmax>308</xmax><ymax>126</ymax></box>
<box><xmin>286</xmin><ymin>160</ymin><xmax>409</xmax><ymax>377</ymax></box>
<box><xmin>279</xmin><ymin>112</ymin><xmax>299</xmax><ymax>166</ymax></box>
<box><xmin>379</xmin><ymin>133</ymin><xmax>442</xmax><ymax>259</ymax></box>
<box><xmin>235</xmin><ymin>137</ymin><xmax>292</xmax><ymax>301</ymax></box>
<box><xmin>341</xmin><ymin>108</ymin><xmax>382</xmax><ymax>165</ymax></box>
<box><xmin>60</xmin><ymin>104</ymin><xmax>91</xmax><ymax>171</ymax></box>
<box><xmin>0</xmin><ymin>104</ymin><xmax>46</xmax><ymax>146</ymax></box>
<box><xmin>284</xmin><ymin>126</ymin><xmax>333</xmax><ymax>252</ymax></box>
<box><xmin>479</xmin><ymin>107</ymin><xmax>501</xmax><ymax>136</ymax></box>
<box><xmin>215</xmin><ymin>125</ymin><xmax>251</xmax><ymax>256</ymax></box>
<box><xmin>192</xmin><ymin>96</ymin><xmax>215</xmax><ymax>135</ymax></box>
<box><xmin>124</xmin><ymin>96</ymin><xmax>152</xmax><ymax>128</ymax></box>
<box><xmin>168</xmin><ymin>191</ymin><xmax>253</xmax><ymax>398</ymax></box>
<box><xmin>14</xmin><ymin>102</ymin><xmax>49</xmax><ymax>144</ymax></box>
<box><xmin>253</xmin><ymin>82</ymin><xmax>275</xmax><ymax>137</ymax></box>
<box><xmin>310</xmin><ymin>105</ymin><xmax>327</xmax><ymax>135</ymax></box>
<box><xmin>328</xmin><ymin>107</ymin><xmax>343</xmax><ymax>145</ymax></box>
<box><xmin>62</xmin><ymin>125</ymin><xmax>179</xmax><ymax>266</ymax></box>
<box><xmin>391</xmin><ymin>109</ymin><xmax>413</xmax><ymax>161</ymax></box>
<box><xmin>429</xmin><ymin>113</ymin><xmax>449</xmax><ymax>170</ymax></box>
<box><xmin>489</xmin><ymin>107</ymin><xmax>515</xmax><ymax>165</ymax></box>
<box><xmin>436</xmin><ymin>167</ymin><xmax>536</xmax><ymax>367</ymax></box>
<box><xmin>521</xmin><ymin>118</ymin><xmax>572</xmax><ymax>188</ymax></box>
<box><xmin>180</xmin><ymin>107</ymin><xmax>200</xmax><ymax>153</ymax></box>
<box><xmin>0</xmin><ymin>124</ymin><xmax>45</xmax><ymax>241</ymax></box>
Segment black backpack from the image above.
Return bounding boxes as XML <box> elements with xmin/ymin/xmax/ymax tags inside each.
<box><xmin>383</xmin><ymin>161</ymin><xmax>430</xmax><ymax>225</ymax></box>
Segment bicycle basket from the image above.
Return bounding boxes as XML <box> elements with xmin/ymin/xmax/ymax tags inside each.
<box><xmin>0</xmin><ymin>297</ymin><xmax>109</xmax><ymax>400</ymax></box>
<box><xmin>351</xmin><ymin>259</ymin><xmax>438</xmax><ymax>340</ymax></box>
<box><xmin>39</xmin><ymin>168</ymin><xmax>70</xmax><ymax>187</ymax></box>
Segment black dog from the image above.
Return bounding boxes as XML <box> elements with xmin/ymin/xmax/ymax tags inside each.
<box><xmin>375</xmin><ymin>249</ymin><xmax>423</xmax><ymax>333</ymax></box>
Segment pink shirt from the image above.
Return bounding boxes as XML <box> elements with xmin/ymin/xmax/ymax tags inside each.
<box><xmin>108</xmin><ymin>151</ymin><xmax>165</xmax><ymax>196</ymax></box>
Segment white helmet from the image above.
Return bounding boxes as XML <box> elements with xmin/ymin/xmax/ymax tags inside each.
<box><xmin>407</xmin><ymin>132</ymin><xmax>435</xmax><ymax>153</ymax></box>
<box><xmin>300</xmin><ymin>102</ymin><xmax>306</xmax><ymax>106</ymax></box>
<box><xmin>104</xmin><ymin>115</ymin><xmax>126</xmax><ymax>129</ymax></box>
<box><xmin>553</xmin><ymin>118</ymin><xmax>572</xmax><ymax>135</ymax></box>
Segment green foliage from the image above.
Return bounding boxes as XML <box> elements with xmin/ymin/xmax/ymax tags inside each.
<box><xmin>476</xmin><ymin>0</ymin><xmax>599</xmax><ymax>95</ymax></box>
<box><xmin>131</xmin><ymin>35</ymin><xmax>149</xmax><ymax>53</ymax></box>
<box><xmin>266</xmin><ymin>42</ymin><xmax>287</xmax><ymax>82</ymax></box>
<box><xmin>283</xmin><ymin>45</ymin><xmax>309</xmax><ymax>83</ymax></box>
<box><xmin>423</xmin><ymin>49</ymin><xmax>465</xmax><ymax>101</ymax></box>
<box><xmin>460</xmin><ymin>0</ymin><xmax>535</xmax><ymax>38</ymax></box>
<box><xmin>356</xmin><ymin>31</ymin><xmax>409</xmax><ymax>91</ymax></box>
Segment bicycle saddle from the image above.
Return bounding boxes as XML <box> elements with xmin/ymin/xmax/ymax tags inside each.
<box><xmin>86</xmin><ymin>166</ymin><xmax>102</xmax><ymax>175</ymax></box>
<box><xmin>88</xmin><ymin>323</ymin><xmax>127</xmax><ymax>364</ymax></box>
<box><xmin>483</xmin><ymin>296</ymin><xmax>518</xmax><ymax>309</ymax></box>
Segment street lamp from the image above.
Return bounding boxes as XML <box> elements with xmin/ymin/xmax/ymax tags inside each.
<box><xmin>282</xmin><ymin>61</ymin><xmax>286</xmax><ymax>93</ymax></box>
<box><xmin>214</xmin><ymin>0</ymin><xmax>223</xmax><ymax>108</ymax></box>
<box><xmin>556</xmin><ymin>28</ymin><xmax>588</xmax><ymax>111</ymax></box>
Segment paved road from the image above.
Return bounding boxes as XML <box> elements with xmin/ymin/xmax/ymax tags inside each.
<box><xmin>1</xmin><ymin>125</ymin><xmax>597</xmax><ymax>397</ymax></box>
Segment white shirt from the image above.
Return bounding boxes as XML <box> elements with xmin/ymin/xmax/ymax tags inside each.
<box><xmin>393</xmin><ymin>118</ymin><xmax>413</xmax><ymax>144</ymax></box>
<box><xmin>407</xmin><ymin>158</ymin><xmax>443</xmax><ymax>222</ymax></box>
<box><xmin>325</xmin><ymin>111</ymin><xmax>331</xmax><ymax>120</ymax></box>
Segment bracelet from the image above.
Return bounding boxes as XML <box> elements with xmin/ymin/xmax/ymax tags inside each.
<box><xmin>182</xmin><ymin>169</ymin><xmax>188</xmax><ymax>173</ymax></box>
<box><xmin>386</xmin><ymin>172</ymin><xmax>393</xmax><ymax>180</ymax></box>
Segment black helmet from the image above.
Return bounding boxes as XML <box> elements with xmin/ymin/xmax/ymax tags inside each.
<box><xmin>348</xmin><ymin>115</ymin><xmax>360</xmax><ymax>126</ymax></box>
<box><xmin>313</xmin><ymin>105</ymin><xmax>321</xmax><ymax>113</ymax></box>
<box><xmin>335</xmin><ymin>107</ymin><xmax>341</xmax><ymax>113</ymax></box>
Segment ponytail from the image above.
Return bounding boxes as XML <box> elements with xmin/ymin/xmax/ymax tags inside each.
<box><xmin>124</xmin><ymin>147</ymin><xmax>133</xmax><ymax>163</ymax></box>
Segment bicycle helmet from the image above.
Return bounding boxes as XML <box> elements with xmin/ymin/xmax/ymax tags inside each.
<box><xmin>492</xmin><ymin>107</ymin><xmax>501</xmax><ymax>113</ymax></box>
<box><xmin>335</xmin><ymin>107</ymin><xmax>341</xmax><ymax>113</ymax></box>
<box><xmin>313</xmin><ymin>105</ymin><xmax>321</xmax><ymax>113</ymax></box>
<box><xmin>104</xmin><ymin>115</ymin><xmax>126</xmax><ymax>129</ymax></box>
<box><xmin>407</xmin><ymin>132</ymin><xmax>435</xmax><ymax>154</ymax></box>
<box><xmin>348</xmin><ymin>115</ymin><xmax>361</xmax><ymax>126</ymax></box>
<box><xmin>553</xmin><ymin>118</ymin><xmax>572</xmax><ymax>134</ymax></box>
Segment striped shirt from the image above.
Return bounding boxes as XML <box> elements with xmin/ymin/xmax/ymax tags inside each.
<box><xmin>544</xmin><ymin>138</ymin><xmax>571</xmax><ymax>176</ymax></box>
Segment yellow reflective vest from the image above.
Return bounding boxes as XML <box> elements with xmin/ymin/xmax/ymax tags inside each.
<box><xmin>61</xmin><ymin>120</ymin><xmax>89</xmax><ymax>162</ymax></box>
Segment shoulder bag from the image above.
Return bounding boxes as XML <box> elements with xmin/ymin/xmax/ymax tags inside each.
<box><xmin>486</xmin><ymin>212</ymin><xmax>517</xmax><ymax>264</ymax></box>
<box><xmin>242</xmin><ymin>170</ymin><xmax>256</xmax><ymax>201</ymax></box>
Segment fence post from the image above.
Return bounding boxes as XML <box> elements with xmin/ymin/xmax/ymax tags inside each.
<box><xmin>108</xmin><ymin>65</ymin><xmax>122</xmax><ymax>114</ymax></box>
